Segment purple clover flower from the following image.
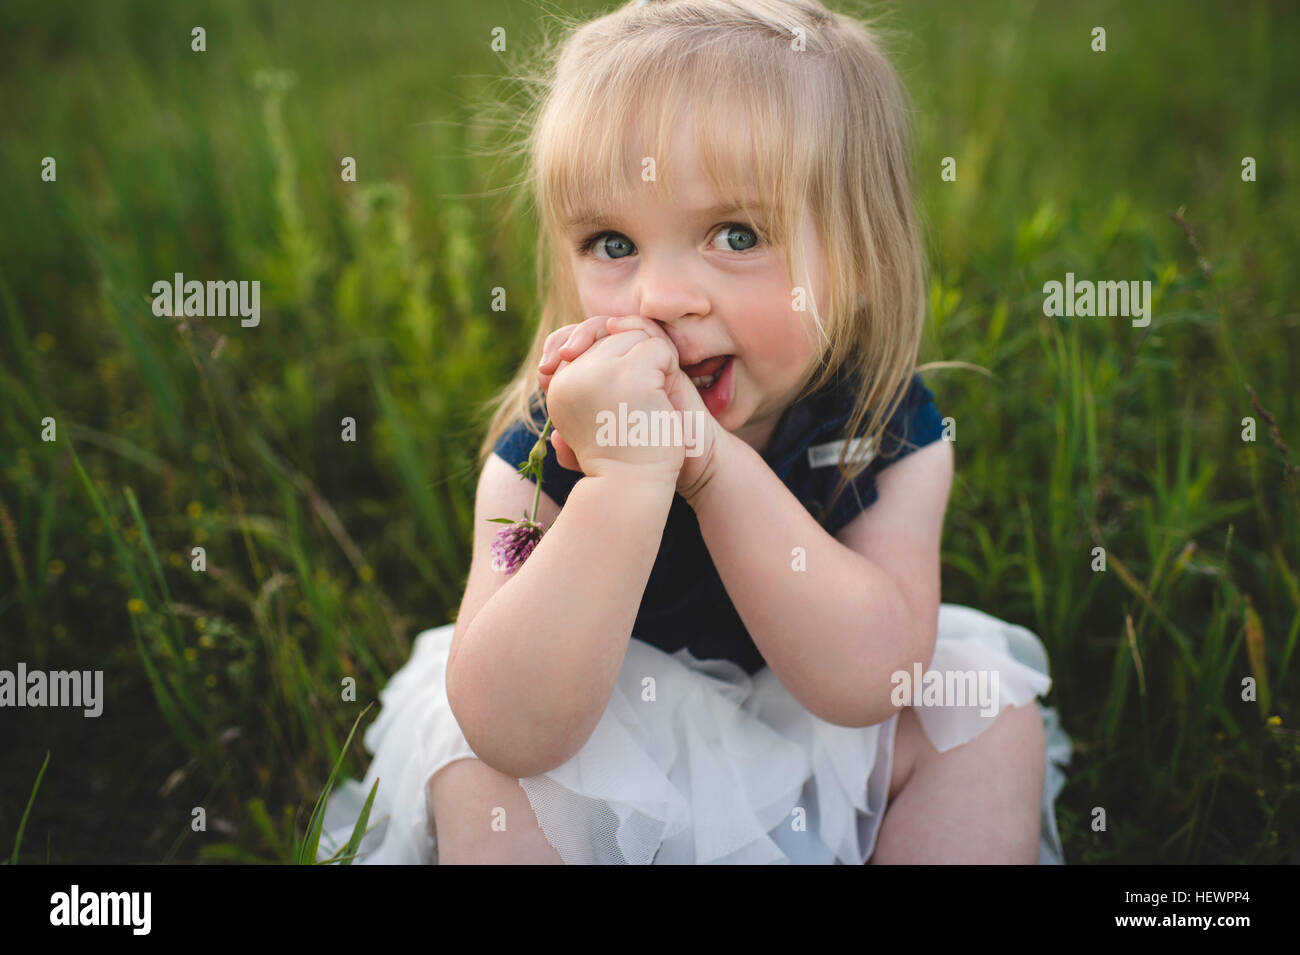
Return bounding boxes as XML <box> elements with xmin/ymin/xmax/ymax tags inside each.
<box><xmin>490</xmin><ymin>518</ymin><xmax>544</xmax><ymax>575</ymax></box>
<box><xmin>487</xmin><ymin>416</ymin><xmax>553</xmax><ymax>574</ymax></box>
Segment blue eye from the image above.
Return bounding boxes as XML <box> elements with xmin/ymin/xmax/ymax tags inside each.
<box><xmin>711</xmin><ymin>224</ymin><xmax>759</xmax><ymax>252</ymax></box>
<box><xmin>578</xmin><ymin>232</ymin><xmax>635</xmax><ymax>260</ymax></box>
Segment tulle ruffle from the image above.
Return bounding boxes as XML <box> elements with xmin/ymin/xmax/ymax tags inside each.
<box><xmin>319</xmin><ymin>603</ymin><xmax>1071</xmax><ymax>864</ymax></box>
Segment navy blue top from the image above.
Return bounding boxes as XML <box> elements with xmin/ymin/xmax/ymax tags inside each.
<box><xmin>491</xmin><ymin>368</ymin><xmax>945</xmax><ymax>675</ymax></box>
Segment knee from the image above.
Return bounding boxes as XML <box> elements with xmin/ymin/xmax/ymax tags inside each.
<box><xmin>427</xmin><ymin>758</ymin><xmax>514</xmax><ymax>833</ymax></box>
<box><xmin>431</xmin><ymin>755</ymin><xmax>516</xmax><ymax>797</ymax></box>
<box><xmin>427</xmin><ymin>758</ymin><xmax>562</xmax><ymax>864</ymax></box>
<box><xmin>994</xmin><ymin>700</ymin><xmax>1046</xmax><ymax>773</ymax></box>
<box><xmin>1009</xmin><ymin>699</ymin><xmax>1045</xmax><ymax>740</ymax></box>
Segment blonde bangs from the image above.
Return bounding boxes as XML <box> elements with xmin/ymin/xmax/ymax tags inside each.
<box><xmin>532</xmin><ymin>28</ymin><xmax>819</xmax><ymax>297</ymax></box>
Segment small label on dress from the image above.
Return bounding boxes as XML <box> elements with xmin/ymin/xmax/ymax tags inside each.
<box><xmin>807</xmin><ymin>436</ymin><xmax>874</xmax><ymax>468</ymax></box>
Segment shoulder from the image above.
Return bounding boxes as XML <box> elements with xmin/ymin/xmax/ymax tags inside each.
<box><xmin>834</xmin><ymin>427</ymin><xmax>953</xmax><ymax>553</ymax></box>
<box><xmin>838</xmin><ymin>371</ymin><xmax>952</xmax><ymax>531</ymax></box>
<box><xmin>805</xmin><ymin>371</ymin><xmax>947</xmax><ymax>534</ymax></box>
<box><xmin>875</xmin><ymin>373</ymin><xmax>945</xmax><ymax>462</ymax></box>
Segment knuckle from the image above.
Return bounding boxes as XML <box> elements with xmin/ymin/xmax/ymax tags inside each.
<box><xmin>548</xmin><ymin>362</ymin><xmax>587</xmax><ymax>402</ymax></box>
<box><xmin>641</xmin><ymin>336</ymin><xmax>674</xmax><ymax>362</ymax></box>
<box><xmin>547</xmin><ymin>325</ymin><xmax>577</xmax><ymax>348</ymax></box>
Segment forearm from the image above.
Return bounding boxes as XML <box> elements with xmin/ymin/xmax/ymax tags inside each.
<box><xmin>448</xmin><ymin>473</ymin><xmax>674</xmax><ymax>778</ymax></box>
<box><xmin>688</xmin><ymin>434</ymin><xmax>927</xmax><ymax>728</ymax></box>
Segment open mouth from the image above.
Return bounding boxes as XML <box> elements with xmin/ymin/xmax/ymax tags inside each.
<box><xmin>684</xmin><ymin>354</ymin><xmax>731</xmax><ymax>389</ymax></box>
<box><xmin>682</xmin><ymin>355</ymin><xmax>735</xmax><ymax>415</ymax></box>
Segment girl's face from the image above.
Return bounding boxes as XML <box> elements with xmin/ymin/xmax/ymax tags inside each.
<box><xmin>563</xmin><ymin>124</ymin><xmax>827</xmax><ymax>455</ymax></box>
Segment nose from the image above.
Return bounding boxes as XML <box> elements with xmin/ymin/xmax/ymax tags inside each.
<box><xmin>635</xmin><ymin>253</ymin><xmax>710</xmax><ymax>332</ymax></box>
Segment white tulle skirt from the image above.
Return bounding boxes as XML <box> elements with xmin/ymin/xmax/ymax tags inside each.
<box><xmin>318</xmin><ymin>603</ymin><xmax>1071</xmax><ymax>864</ymax></box>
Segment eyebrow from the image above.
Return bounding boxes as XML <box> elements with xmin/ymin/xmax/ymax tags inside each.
<box><xmin>565</xmin><ymin>200</ymin><xmax>770</xmax><ymax>230</ymax></box>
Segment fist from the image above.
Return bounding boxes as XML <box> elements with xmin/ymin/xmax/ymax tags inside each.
<box><xmin>544</xmin><ymin>325</ymin><xmax>686</xmax><ymax>484</ymax></box>
<box><xmin>543</xmin><ymin>315</ymin><xmax>724</xmax><ymax>498</ymax></box>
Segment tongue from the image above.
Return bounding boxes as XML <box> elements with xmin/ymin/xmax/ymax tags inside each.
<box><xmin>683</xmin><ymin>355</ymin><xmax>728</xmax><ymax>377</ymax></box>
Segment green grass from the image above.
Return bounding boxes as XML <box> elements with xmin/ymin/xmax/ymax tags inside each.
<box><xmin>1</xmin><ymin>0</ymin><xmax>1297</xmax><ymax>864</ymax></box>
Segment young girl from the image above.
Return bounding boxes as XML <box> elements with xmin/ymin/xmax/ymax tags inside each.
<box><xmin>320</xmin><ymin>0</ymin><xmax>1071</xmax><ymax>864</ymax></box>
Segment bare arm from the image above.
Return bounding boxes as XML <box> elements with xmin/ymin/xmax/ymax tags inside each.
<box><xmin>685</xmin><ymin>432</ymin><xmax>953</xmax><ymax>728</ymax></box>
<box><xmin>446</xmin><ymin>456</ymin><xmax>675</xmax><ymax>779</ymax></box>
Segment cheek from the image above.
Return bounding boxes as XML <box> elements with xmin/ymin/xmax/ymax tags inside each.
<box><xmin>572</xmin><ymin>269</ymin><xmax>631</xmax><ymax>321</ymax></box>
<box><xmin>734</xmin><ymin>280</ymin><xmax>794</xmax><ymax>353</ymax></box>
<box><xmin>744</xmin><ymin>310</ymin><xmax>814</xmax><ymax>379</ymax></box>
<box><xmin>570</xmin><ymin>272</ymin><xmax>597</xmax><ymax>317</ymax></box>
<box><xmin>570</xmin><ymin>263</ymin><xmax>605</xmax><ymax>312</ymax></box>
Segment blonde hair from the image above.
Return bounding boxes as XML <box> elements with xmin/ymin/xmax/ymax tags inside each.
<box><xmin>474</xmin><ymin>0</ymin><xmax>929</xmax><ymax>512</ymax></box>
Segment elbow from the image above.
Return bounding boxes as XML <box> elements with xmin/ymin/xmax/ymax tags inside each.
<box><xmin>801</xmin><ymin>671</ymin><xmax>896</xmax><ymax>728</ymax></box>
<box><xmin>823</xmin><ymin>687</ymin><xmax>902</xmax><ymax>730</ymax></box>
<box><xmin>827</xmin><ymin>624</ymin><xmax>939</xmax><ymax>730</ymax></box>
<box><xmin>827</xmin><ymin>680</ymin><xmax>911</xmax><ymax>730</ymax></box>
<box><xmin>475</xmin><ymin>744</ymin><xmax>566</xmax><ymax>782</ymax></box>
<box><xmin>445</xmin><ymin>656</ymin><xmax>576</xmax><ymax>780</ymax></box>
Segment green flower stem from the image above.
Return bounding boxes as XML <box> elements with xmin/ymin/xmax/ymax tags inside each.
<box><xmin>529</xmin><ymin>418</ymin><xmax>553</xmax><ymax>523</ymax></box>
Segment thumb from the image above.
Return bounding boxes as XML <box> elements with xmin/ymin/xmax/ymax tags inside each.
<box><xmin>550</xmin><ymin>428</ymin><xmax>581</xmax><ymax>472</ymax></box>
<box><xmin>664</xmin><ymin>357</ymin><xmax>710</xmax><ymax>420</ymax></box>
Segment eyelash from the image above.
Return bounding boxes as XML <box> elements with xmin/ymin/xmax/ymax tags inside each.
<box><xmin>575</xmin><ymin>222</ymin><xmax>764</xmax><ymax>257</ymax></box>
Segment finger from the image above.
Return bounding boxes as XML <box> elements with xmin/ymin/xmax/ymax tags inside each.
<box><xmin>537</xmin><ymin>357</ymin><xmax>569</xmax><ymax>394</ymax></box>
<box><xmin>543</xmin><ymin>326</ymin><xmax>655</xmax><ymax>394</ymax></box>
<box><xmin>556</xmin><ymin>315</ymin><xmax>615</xmax><ymax>361</ymax></box>
<box><xmin>582</xmin><ymin>326</ymin><xmax>653</xmax><ymax>361</ymax></box>
<box><xmin>539</xmin><ymin>324</ymin><xmax>580</xmax><ymax>372</ymax></box>
<box><xmin>550</xmin><ymin>429</ymin><xmax>581</xmax><ymax>472</ymax></box>
<box><xmin>623</xmin><ymin>333</ymin><xmax>682</xmax><ymax>380</ymax></box>
<box><xmin>621</xmin><ymin>334</ymin><xmax>707</xmax><ymax>416</ymax></box>
<box><xmin>541</xmin><ymin>314</ymin><xmax>613</xmax><ymax>371</ymax></box>
<box><xmin>664</xmin><ymin>360</ymin><xmax>708</xmax><ymax>416</ymax></box>
<box><xmin>605</xmin><ymin>314</ymin><xmax>674</xmax><ymax>350</ymax></box>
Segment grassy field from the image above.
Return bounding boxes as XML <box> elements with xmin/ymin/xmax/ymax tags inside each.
<box><xmin>1</xmin><ymin>0</ymin><xmax>1297</xmax><ymax>864</ymax></box>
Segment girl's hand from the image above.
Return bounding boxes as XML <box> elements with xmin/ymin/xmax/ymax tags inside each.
<box><xmin>537</xmin><ymin>314</ymin><xmax>654</xmax><ymax>472</ymax></box>
<box><xmin>605</xmin><ymin>316</ymin><xmax>725</xmax><ymax>501</ymax></box>
<box><xmin>544</xmin><ymin>325</ymin><xmax>685</xmax><ymax>485</ymax></box>
<box><xmin>558</xmin><ymin>315</ymin><xmax>723</xmax><ymax>500</ymax></box>
<box><xmin>537</xmin><ymin>314</ymin><xmax>635</xmax><ymax>394</ymax></box>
